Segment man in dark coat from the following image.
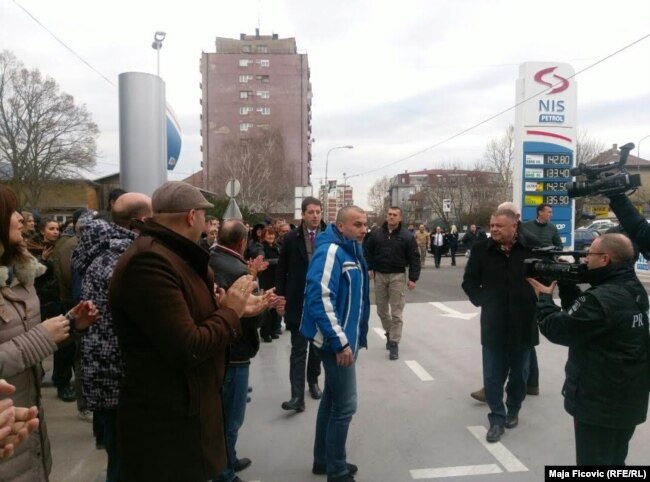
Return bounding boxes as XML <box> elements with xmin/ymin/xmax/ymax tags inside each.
<box><xmin>462</xmin><ymin>208</ymin><xmax>538</xmax><ymax>443</ymax></box>
<box><xmin>529</xmin><ymin>233</ymin><xmax>649</xmax><ymax>465</ymax></box>
<box><xmin>109</xmin><ymin>182</ymin><xmax>254</xmax><ymax>482</ymax></box>
<box><xmin>363</xmin><ymin>206</ymin><xmax>420</xmax><ymax>361</ymax></box>
<box><xmin>209</xmin><ymin>219</ymin><xmax>272</xmax><ymax>481</ymax></box>
<box><xmin>276</xmin><ymin>196</ymin><xmax>325</xmax><ymax>411</ymax></box>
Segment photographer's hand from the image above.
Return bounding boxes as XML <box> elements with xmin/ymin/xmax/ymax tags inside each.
<box><xmin>527</xmin><ymin>278</ymin><xmax>557</xmax><ymax>299</ymax></box>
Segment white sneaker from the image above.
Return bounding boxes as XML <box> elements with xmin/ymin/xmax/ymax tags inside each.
<box><xmin>78</xmin><ymin>410</ymin><xmax>93</xmax><ymax>423</ymax></box>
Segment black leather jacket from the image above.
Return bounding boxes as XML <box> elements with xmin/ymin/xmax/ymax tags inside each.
<box><xmin>363</xmin><ymin>222</ymin><xmax>420</xmax><ymax>282</ymax></box>
<box><xmin>537</xmin><ymin>262</ymin><xmax>649</xmax><ymax>428</ymax></box>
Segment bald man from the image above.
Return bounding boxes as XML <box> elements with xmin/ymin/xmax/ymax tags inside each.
<box><xmin>529</xmin><ymin>234</ymin><xmax>649</xmax><ymax>465</ymax></box>
<box><xmin>72</xmin><ymin>191</ymin><xmax>154</xmax><ymax>482</ymax></box>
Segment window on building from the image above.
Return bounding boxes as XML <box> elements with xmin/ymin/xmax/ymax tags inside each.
<box><xmin>240</xmin><ymin>123</ymin><xmax>254</xmax><ymax>132</ymax></box>
<box><xmin>239</xmin><ymin>107</ymin><xmax>253</xmax><ymax>115</ymax></box>
<box><xmin>257</xmin><ymin>107</ymin><xmax>271</xmax><ymax>115</ymax></box>
<box><xmin>239</xmin><ymin>74</ymin><xmax>254</xmax><ymax>83</ymax></box>
<box><xmin>257</xmin><ymin>91</ymin><xmax>270</xmax><ymax>99</ymax></box>
<box><xmin>258</xmin><ymin>124</ymin><xmax>271</xmax><ymax>130</ymax></box>
<box><xmin>239</xmin><ymin>90</ymin><xmax>253</xmax><ymax>99</ymax></box>
<box><xmin>242</xmin><ymin>45</ymin><xmax>251</xmax><ymax>53</ymax></box>
<box><xmin>256</xmin><ymin>59</ymin><xmax>270</xmax><ymax>67</ymax></box>
<box><xmin>239</xmin><ymin>59</ymin><xmax>250</xmax><ymax>67</ymax></box>
<box><xmin>256</xmin><ymin>45</ymin><xmax>268</xmax><ymax>53</ymax></box>
<box><xmin>256</xmin><ymin>75</ymin><xmax>270</xmax><ymax>83</ymax></box>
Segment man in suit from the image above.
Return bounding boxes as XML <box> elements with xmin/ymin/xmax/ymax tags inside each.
<box><xmin>276</xmin><ymin>197</ymin><xmax>325</xmax><ymax>412</ymax></box>
<box><xmin>430</xmin><ymin>226</ymin><xmax>446</xmax><ymax>269</ymax></box>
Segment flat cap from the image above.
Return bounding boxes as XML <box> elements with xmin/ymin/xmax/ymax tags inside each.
<box><xmin>152</xmin><ymin>181</ymin><xmax>214</xmax><ymax>213</ymax></box>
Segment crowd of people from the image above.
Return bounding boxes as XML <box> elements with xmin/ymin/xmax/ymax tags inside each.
<box><xmin>0</xmin><ymin>180</ymin><xmax>648</xmax><ymax>481</ymax></box>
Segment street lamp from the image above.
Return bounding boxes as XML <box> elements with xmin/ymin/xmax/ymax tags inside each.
<box><xmin>151</xmin><ymin>31</ymin><xmax>166</xmax><ymax>77</ymax></box>
<box><xmin>638</xmin><ymin>133</ymin><xmax>650</xmax><ymax>161</ymax></box>
<box><xmin>324</xmin><ymin>145</ymin><xmax>354</xmax><ymax>191</ymax></box>
<box><xmin>324</xmin><ymin>145</ymin><xmax>353</xmax><ymax>220</ymax></box>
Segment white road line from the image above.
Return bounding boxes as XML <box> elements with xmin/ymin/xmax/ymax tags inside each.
<box><xmin>410</xmin><ymin>464</ymin><xmax>502</xmax><ymax>479</ymax></box>
<box><xmin>429</xmin><ymin>302</ymin><xmax>478</xmax><ymax>320</ymax></box>
<box><xmin>405</xmin><ymin>360</ymin><xmax>434</xmax><ymax>381</ymax></box>
<box><xmin>373</xmin><ymin>327</ymin><xmax>386</xmax><ymax>338</ymax></box>
<box><xmin>467</xmin><ymin>426</ymin><xmax>528</xmax><ymax>472</ymax></box>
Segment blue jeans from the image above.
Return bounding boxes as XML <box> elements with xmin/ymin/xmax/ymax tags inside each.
<box><xmin>94</xmin><ymin>409</ymin><xmax>119</xmax><ymax>482</ymax></box>
<box><xmin>313</xmin><ymin>350</ymin><xmax>357</xmax><ymax>478</ymax></box>
<box><xmin>482</xmin><ymin>345</ymin><xmax>530</xmax><ymax>426</ymax></box>
<box><xmin>216</xmin><ymin>364</ymin><xmax>250</xmax><ymax>482</ymax></box>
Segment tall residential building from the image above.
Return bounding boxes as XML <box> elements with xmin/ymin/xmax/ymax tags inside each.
<box><xmin>319</xmin><ymin>182</ymin><xmax>354</xmax><ymax>223</ymax></box>
<box><xmin>199</xmin><ymin>30</ymin><xmax>313</xmax><ymax>199</ymax></box>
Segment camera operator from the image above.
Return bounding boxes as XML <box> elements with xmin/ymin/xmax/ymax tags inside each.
<box><xmin>608</xmin><ymin>193</ymin><xmax>650</xmax><ymax>254</ymax></box>
<box><xmin>527</xmin><ymin>233</ymin><xmax>649</xmax><ymax>466</ymax></box>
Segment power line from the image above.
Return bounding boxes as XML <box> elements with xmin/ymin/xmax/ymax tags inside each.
<box><xmin>346</xmin><ymin>33</ymin><xmax>650</xmax><ymax>180</ymax></box>
<box><xmin>12</xmin><ymin>0</ymin><xmax>116</xmax><ymax>87</ymax></box>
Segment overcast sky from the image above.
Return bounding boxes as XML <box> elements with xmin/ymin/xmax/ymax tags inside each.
<box><xmin>1</xmin><ymin>0</ymin><xmax>649</xmax><ymax>210</ymax></box>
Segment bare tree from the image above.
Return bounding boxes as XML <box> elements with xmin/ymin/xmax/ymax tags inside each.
<box><xmin>483</xmin><ymin>125</ymin><xmax>515</xmax><ymax>200</ymax></box>
<box><xmin>0</xmin><ymin>51</ymin><xmax>98</xmax><ymax>207</ymax></box>
<box><xmin>367</xmin><ymin>175</ymin><xmax>391</xmax><ymax>220</ymax></box>
<box><xmin>209</xmin><ymin>128</ymin><xmax>293</xmax><ymax>213</ymax></box>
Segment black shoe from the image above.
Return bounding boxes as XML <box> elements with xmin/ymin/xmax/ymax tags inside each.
<box><xmin>313</xmin><ymin>462</ymin><xmax>358</xmax><ymax>475</ymax></box>
<box><xmin>261</xmin><ymin>335</ymin><xmax>272</xmax><ymax>343</ymax></box>
<box><xmin>271</xmin><ymin>333</ymin><xmax>279</xmax><ymax>339</ymax></box>
<box><xmin>281</xmin><ymin>398</ymin><xmax>305</xmax><ymax>412</ymax></box>
<box><xmin>505</xmin><ymin>414</ymin><xmax>519</xmax><ymax>429</ymax></box>
<box><xmin>486</xmin><ymin>424</ymin><xmax>504</xmax><ymax>443</ymax></box>
<box><xmin>327</xmin><ymin>475</ymin><xmax>356</xmax><ymax>482</ymax></box>
<box><xmin>389</xmin><ymin>341</ymin><xmax>399</xmax><ymax>360</ymax></box>
<box><xmin>309</xmin><ymin>383</ymin><xmax>322</xmax><ymax>400</ymax></box>
<box><xmin>229</xmin><ymin>477</ymin><xmax>246</xmax><ymax>482</ymax></box>
<box><xmin>234</xmin><ymin>457</ymin><xmax>251</xmax><ymax>472</ymax></box>
<box><xmin>385</xmin><ymin>332</ymin><xmax>390</xmax><ymax>350</ymax></box>
<box><xmin>527</xmin><ymin>385</ymin><xmax>539</xmax><ymax>395</ymax></box>
<box><xmin>57</xmin><ymin>386</ymin><xmax>76</xmax><ymax>403</ymax></box>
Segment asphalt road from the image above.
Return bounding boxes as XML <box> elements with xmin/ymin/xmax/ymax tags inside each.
<box><xmin>41</xmin><ymin>253</ymin><xmax>650</xmax><ymax>482</ymax></box>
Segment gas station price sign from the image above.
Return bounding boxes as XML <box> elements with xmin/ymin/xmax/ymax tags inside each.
<box><xmin>522</xmin><ymin>152</ymin><xmax>573</xmax><ymax>207</ymax></box>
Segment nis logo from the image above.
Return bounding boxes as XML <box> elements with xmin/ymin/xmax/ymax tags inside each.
<box><xmin>534</xmin><ymin>67</ymin><xmax>569</xmax><ymax>124</ymax></box>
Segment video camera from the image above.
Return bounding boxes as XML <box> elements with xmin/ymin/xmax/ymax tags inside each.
<box><xmin>567</xmin><ymin>142</ymin><xmax>640</xmax><ymax>198</ymax></box>
<box><xmin>524</xmin><ymin>247</ymin><xmax>588</xmax><ymax>284</ymax></box>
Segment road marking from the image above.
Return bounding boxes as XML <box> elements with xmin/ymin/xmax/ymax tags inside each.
<box><xmin>373</xmin><ymin>327</ymin><xmax>386</xmax><ymax>338</ymax></box>
<box><xmin>410</xmin><ymin>464</ymin><xmax>502</xmax><ymax>479</ymax></box>
<box><xmin>467</xmin><ymin>426</ymin><xmax>528</xmax><ymax>472</ymax></box>
<box><xmin>429</xmin><ymin>302</ymin><xmax>478</xmax><ymax>320</ymax></box>
<box><xmin>405</xmin><ymin>360</ymin><xmax>434</xmax><ymax>381</ymax></box>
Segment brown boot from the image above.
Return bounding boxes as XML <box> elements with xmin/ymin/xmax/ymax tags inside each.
<box><xmin>470</xmin><ymin>387</ymin><xmax>486</xmax><ymax>403</ymax></box>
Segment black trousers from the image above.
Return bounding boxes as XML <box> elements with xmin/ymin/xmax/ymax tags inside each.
<box><xmin>574</xmin><ymin>419</ymin><xmax>636</xmax><ymax>465</ymax></box>
<box><xmin>432</xmin><ymin>246</ymin><xmax>444</xmax><ymax>267</ymax></box>
<box><xmin>289</xmin><ymin>327</ymin><xmax>322</xmax><ymax>399</ymax></box>
<box><xmin>52</xmin><ymin>340</ymin><xmax>76</xmax><ymax>389</ymax></box>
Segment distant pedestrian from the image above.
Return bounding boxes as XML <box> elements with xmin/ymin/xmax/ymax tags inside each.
<box><xmin>430</xmin><ymin>226</ymin><xmax>446</xmax><ymax>269</ymax></box>
<box><xmin>446</xmin><ymin>225</ymin><xmax>459</xmax><ymax>266</ymax></box>
<box><xmin>363</xmin><ymin>206</ymin><xmax>420</xmax><ymax>360</ymax></box>
<box><xmin>414</xmin><ymin>224</ymin><xmax>430</xmax><ymax>266</ymax></box>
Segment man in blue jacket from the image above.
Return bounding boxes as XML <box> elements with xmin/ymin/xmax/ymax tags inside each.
<box><xmin>301</xmin><ymin>206</ymin><xmax>369</xmax><ymax>482</ymax></box>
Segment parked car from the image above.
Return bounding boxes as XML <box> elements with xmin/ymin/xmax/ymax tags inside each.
<box><xmin>574</xmin><ymin>228</ymin><xmax>599</xmax><ymax>251</ymax></box>
<box><xmin>585</xmin><ymin>219</ymin><xmax>618</xmax><ymax>234</ymax></box>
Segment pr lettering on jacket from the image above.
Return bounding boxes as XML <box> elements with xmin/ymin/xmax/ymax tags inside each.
<box><xmin>631</xmin><ymin>313</ymin><xmax>644</xmax><ymax>328</ymax></box>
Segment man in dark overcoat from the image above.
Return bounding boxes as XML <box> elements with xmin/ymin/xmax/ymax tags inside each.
<box><xmin>109</xmin><ymin>181</ymin><xmax>254</xmax><ymax>482</ymax></box>
<box><xmin>462</xmin><ymin>208</ymin><xmax>538</xmax><ymax>443</ymax></box>
<box><xmin>276</xmin><ymin>196</ymin><xmax>325</xmax><ymax>411</ymax></box>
